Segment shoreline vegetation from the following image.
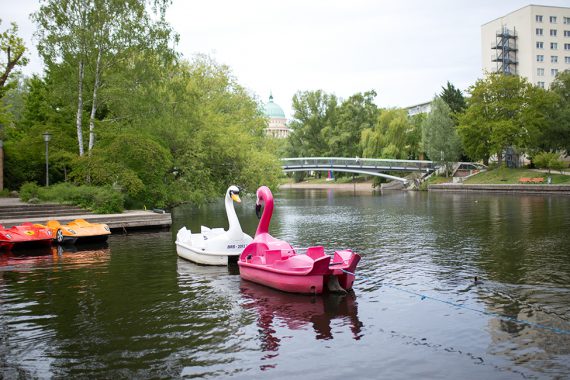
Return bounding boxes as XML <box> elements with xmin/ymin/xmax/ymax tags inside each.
<box><xmin>279</xmin><ymin>181</ymin><xmax>376</xmax><ymax>191</ymax></box>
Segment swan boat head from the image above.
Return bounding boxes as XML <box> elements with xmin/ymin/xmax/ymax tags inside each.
<box><xmin>227</xmin><ymin>185</ymin><xmax>241</xmax><ymax>204</ymax></box>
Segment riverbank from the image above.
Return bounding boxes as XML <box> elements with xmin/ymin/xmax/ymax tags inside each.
<box><xmin>279</xmin><ymin>179</ymin><xmax>570</xmax><ymax>195</ymax></box>
<box><xmin>429</xmin><ymin>183</ymin><xmax>570</xmax><ymax>194</ymax></box>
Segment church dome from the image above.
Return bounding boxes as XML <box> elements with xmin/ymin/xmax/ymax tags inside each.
<box><xmin>264</xmin><ymin>94</ymin><xmax>286</xmax><ymax>119</ymax></box>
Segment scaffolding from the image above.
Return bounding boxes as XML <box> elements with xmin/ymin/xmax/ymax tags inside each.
<box><xmin>491</xmin><ymin>26</ymin><xmax>518</xmax><ymax>75</ymax></box>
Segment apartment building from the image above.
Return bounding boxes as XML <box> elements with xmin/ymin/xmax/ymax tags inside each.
<box><xmin>481</xmin><ymin>5</ymin><xmax>570</xmax><ymax>89</ymax></box>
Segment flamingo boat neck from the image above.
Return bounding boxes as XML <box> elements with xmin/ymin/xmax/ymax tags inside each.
<box><xmin>238</xmin><ymin>186</ymin><xmax>360</xmax><ymax>294</ymax></box>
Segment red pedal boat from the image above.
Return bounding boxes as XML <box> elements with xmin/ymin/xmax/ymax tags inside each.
<box><xmin>238</xmin><ymin>186</ymin><xmax>360</xmax><ymax>294</ymax></box>
<box><xmin>0</xmin><ymin>222</ymin><xmax>53</xmax><ymax>251</ymax></box>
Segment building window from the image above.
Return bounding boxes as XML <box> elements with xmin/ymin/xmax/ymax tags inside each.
<box><xmin>550</xmin><ymin>16</ymin><xmax>557</xmax><ymax>23</ymax></box>
<box><xmin>551</xmin><ymin>42</ymin><xmax>558</xmax><ymax>50</ymax></box>
<box><xmin>550</xmin><ymin>29</ymin><xmax>557</xmax><ymax>37</ymax></box>
<box><xmin>565</xmin><ymin>56</ymin><xmax>570</xmax><ymax>64</ymax></box>
<box><xmin>536</xmin><ymin>15</ymin><xmax>543</xmax><ymax>22</ymax></box>
<box><xmin>537</xmin><ymin>68</ymin><xmax>545</xmax><ymax>76</ymax></box>
<box><xmin>536</xmin><ymin>28</ymin><xmax>543</xmax><ymax>36</ymax></box>
<box><xmin>537</xmin><ymin>55</ymin><xmax>544</xmax><ymax>62</ymax></box>
<box><xmin>565</xmin><ymin>30</ymin><xmax>570</xmax><ymax>37</ymax></box>
<box><xmin>551</xmin><ymin>68</ymin><xmax>559</xmax><ymax>76</ymax></box>
<box><xmin>537</xmin><ymin>81</ymin><xmax>545</xmax><ymax>88</ymax></box>
<box><xmin>551</xmin><ymin>55</ymin><xmax>558</xmax><ymax>63</ymax></box>
<box><xmin>565</xmin><ymin>17</ymin><xmax>570</xmax><ymax>24</ymax></box>
<box><xmin>566</xmin><ymin>43</ymin><xmax>570</xmax><ymax>50</ymax></box>
<box><xmin>537</xmin><ymin>41</ymin><xmax>544</xmax><ymax>49</ymax></box>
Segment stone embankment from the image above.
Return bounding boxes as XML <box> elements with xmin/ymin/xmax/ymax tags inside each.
<box><xmin>428</xmin><ymin>183</ymin><xmax>570</xmax><ymax>194</ymax></box>
<box><xmin>0</xmin><ymin>198</ymin><xmax>171</xmax><ymax>230</ymax></box>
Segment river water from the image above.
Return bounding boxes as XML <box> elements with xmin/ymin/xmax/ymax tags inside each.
<box><xmin>1</xmin><ymin>189</ymin><xmax>569</xmax><ymax>379</ymax></box>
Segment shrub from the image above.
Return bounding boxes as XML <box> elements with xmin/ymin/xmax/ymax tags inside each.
<box><xmin>92</xmin><ymin>188</ymin><xmax>124</xmax><ymax>214</ymax></box>
<box><xmin>19</xmin><ymin>182</ymin><xmax>40</xmax><ymax>202</ymax></box>
<box><xmin>533</xmin><ymin>152</ymin><xmax>565</xmax><ymax>174</ymax></box>
<box><xmin>18</xmin><ymin>182</ymin><xmax>124</xmax><ymax>213</ymax></box>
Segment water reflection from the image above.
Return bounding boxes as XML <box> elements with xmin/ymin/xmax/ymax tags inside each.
<box><xmin>0</xmin><ymin>243</ymin><xmax>111</xmax><ymax>271</ymax></box>
<box><xmin>239</xmin><ymin>281</ymin><xmax>362</xmax><ymax>369</ymax></box>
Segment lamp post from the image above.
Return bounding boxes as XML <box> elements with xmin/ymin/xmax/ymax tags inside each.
<box><xmin>43</xmin><ymin>132</ymin><xmax>52</xmax><ymax>186</ymax></box>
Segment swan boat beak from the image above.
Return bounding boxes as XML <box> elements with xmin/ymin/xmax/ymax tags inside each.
<box><xmin>231</xmin><ymin>193</ymin><xmax>241</xmax><ymax>203</ymax></box>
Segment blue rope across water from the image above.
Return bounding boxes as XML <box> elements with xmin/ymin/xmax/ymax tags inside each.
<box><xmin>342</xmin><ymin>269</ymin><xmax>570</xmax><ymax>335</ymax></box>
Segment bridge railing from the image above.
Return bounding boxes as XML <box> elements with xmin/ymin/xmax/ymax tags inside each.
<box><xmin>281</xmin><ymin>157</ymin><xmax>435</xmax><ymax>172</ymax></box>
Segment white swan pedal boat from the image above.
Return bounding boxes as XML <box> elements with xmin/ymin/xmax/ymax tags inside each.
<box><xmin>175</xmin><ymin>185</ymin><xmax>253</xmax><ymax>265</ymax></box>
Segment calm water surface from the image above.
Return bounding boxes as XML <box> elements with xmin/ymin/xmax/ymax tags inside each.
<box><xmin>1</xmin><ymin>190</ymin><xmax>569</xmax><ymax>379</ymax></box>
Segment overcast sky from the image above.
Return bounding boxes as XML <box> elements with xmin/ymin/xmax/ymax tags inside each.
<box><xmin>3</xmin><ymin>0</ymin><xmax>570</xmax><ymax>118</ymax></box>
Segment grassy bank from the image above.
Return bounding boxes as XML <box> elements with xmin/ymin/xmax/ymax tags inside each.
<box><xmin>464</xmin><ymin>168</ymin><xmax>570</xmax><ymax>185</ymax></box>
<box><xmin>420</xmin><ymin>168</ymin><xmax>570</xmax><ymax>190</ymax></box>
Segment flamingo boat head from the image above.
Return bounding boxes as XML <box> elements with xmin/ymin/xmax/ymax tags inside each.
<box><xmin>254</xmin><ymin>185</ymin><xmax>274</xmax><ymax>236</ymax></box>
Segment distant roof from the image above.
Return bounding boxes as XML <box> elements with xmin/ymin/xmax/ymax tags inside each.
<box><xmin>481</xmin><ymin>4</ymin><xmax>570</xmax><ymax>27</ymax></box>
<box><xmin>264</xmin><ymin>94</ymin><xmax>286</xmax><ymax>119</ymax></box>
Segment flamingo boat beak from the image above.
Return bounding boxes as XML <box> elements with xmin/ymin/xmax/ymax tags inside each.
<box><xmin>255</xmin><ymin>204</ymin><xmax>262</xmax><ymax>220</ymax></box>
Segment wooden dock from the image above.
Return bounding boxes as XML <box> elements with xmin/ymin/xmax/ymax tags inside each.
<box><xmin>0</xmin><ymin>198</ymin><xmax>171</xmax><ymax>231</ymax></box>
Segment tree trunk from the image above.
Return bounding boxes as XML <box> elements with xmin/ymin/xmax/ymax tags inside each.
<box><xmin>0</xmin><ymin>50</ymin><xmax>24</xmax><ymax>91</ymax></box>
<box><xmin>88</xmin><ymin>47</ymin><xmax>102</xmax><ymax>154</ymax></box>
<box><xmin>76</xmin><ymin>59</ymin><xmax>85</xmax><ymax>156</ymax></box>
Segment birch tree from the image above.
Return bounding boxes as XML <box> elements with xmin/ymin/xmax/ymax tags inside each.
<box><xmin>33</xmin><ymin>0</ymin><xmax>176</xmax><ymax>156</ymax></box>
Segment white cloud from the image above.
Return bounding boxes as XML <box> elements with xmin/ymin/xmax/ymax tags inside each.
<box><xmin>4</xmin><ymin>0</ymin><xmax>570</xmax><ymax>118</ymax></box>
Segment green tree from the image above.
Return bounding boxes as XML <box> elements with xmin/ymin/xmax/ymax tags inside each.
<box><xmin>408</xmin><ymin>113</ymin><xmax>425</xmax><ymax>160</ymax></box>
<box><xmin>3</xmin><ymin>75</ymin><xmax>77</xmax><ymax>188</ymax></box>
<box><xmin>323</xmin><ymin>90</ymin><xmax>378</xmax><ymax>157</ymax></box>
<box><xmin>439</xmin><ymin>81</ymin><xmax>466</xmax><ymax>115</ymax></box>
<box><xmin>533</xmin><ymin>151</ymin><xmax>565</xmax><ymax>174</ymax></box>
<box><xmin>544</xmin><ymin>70</ymin><xmax>570</xmax><ymax>153</ymax></box>
<box><xmin>32</xmin><ymin>0</ymin><xmax>177</xmax><ymax>156</ymax></box>
<box><xmin>457</xmin><ymin>73</ymin><xmax>547</xmax><ymax>165</ymax></box>
<box><xmin>0</xmin><ymin>20</ymin><xmax>28</xmax><ymax>97</ymax></box>
<box><xmin>422</xmin><ymin>97</ymin><xmax>461</xmax><ymax>176</ymax></box>
<box><xmin>361</xmin><ymin>108</ymin><xmax>412</xmax><ymax>159</ymax></box>
<box><xmin>287</xmin><ymin>90</ymin><xmax>337</xmax><ymax>157</ymax></box>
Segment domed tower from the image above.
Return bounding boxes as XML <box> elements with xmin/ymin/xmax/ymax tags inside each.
<box><xmin>263</xmin><ymin>94</ymin><xmax>290</xmax><ymax>138</ymax></box>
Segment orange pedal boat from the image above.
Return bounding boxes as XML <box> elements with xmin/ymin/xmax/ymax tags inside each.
<box><xmin>39</xmin><ymin>219</ymin><xmax>111</xmax><ymax>245</ymax></box>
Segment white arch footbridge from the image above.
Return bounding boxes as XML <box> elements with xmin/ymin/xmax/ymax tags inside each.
<box><xmin>281</xmin><ymin>157</ymin><xmax>436</xmax><ymax>183</ymax></box>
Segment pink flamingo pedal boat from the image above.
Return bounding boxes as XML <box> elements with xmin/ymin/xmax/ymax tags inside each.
<box><xmin>238</xmin><ymin>186</ymin><xmax>361</xmax><ymax>294</ymax></box>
